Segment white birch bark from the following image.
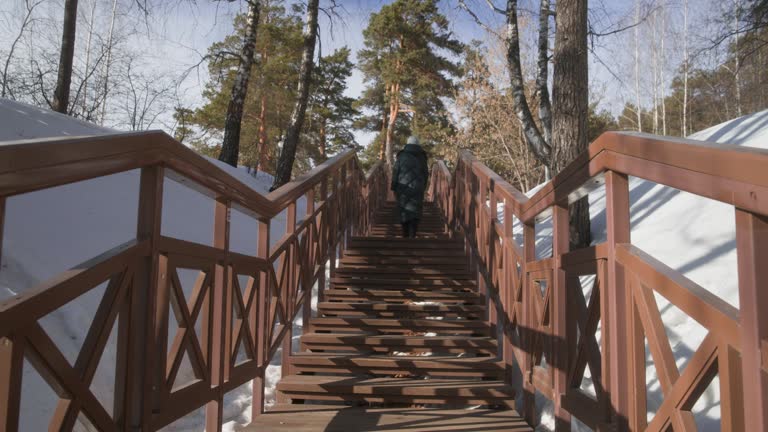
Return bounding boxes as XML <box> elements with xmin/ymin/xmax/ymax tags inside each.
<box><xmin>634</xmin><ymin>0</ymin><xmax>643</xmax><ymax>132</ymax></box>
<box><xmin>82</xmin><ymin>0</ymin><xmax>97</xmax><ymax>116</ymax></box>
<box><xmin>683</xmin><ymin>0</ymin><xmax>689</xmax><ymax>135</ymax></box>
<box><xmin>101</xmin><ymin>0</ymin><xmax>118</xmax><ymax>125</ymax></box>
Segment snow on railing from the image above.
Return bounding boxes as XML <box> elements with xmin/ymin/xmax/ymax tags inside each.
<box><xmin>428</xmin><ymin>131</ymin><xmax>768</xmax><ymax>432</ymax></box>
<box><xmin>0</xmin><ymin>131</ymin><xmax>388</xmax><ymax>431</ymax></box>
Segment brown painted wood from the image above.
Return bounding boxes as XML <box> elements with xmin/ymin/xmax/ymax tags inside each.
<box><xmin>604</xmin><ymin>170</ymin><xmax>631</xmax><ymax>431</ymax></box>
<box><xmin>6</xmin><ymin>126</ymin><xmax>768</xmax><ymax>430</ymax></box>
<box><xmin>735</xmin><ymin>209</ymin><xmax>768</xmax><ymax>431</ymax></box>
<box><xmin>276</xmin><ymin>376</ymin><xmax>516</xmax><ymax>405</ymax></box>
<box><xmin>242</xmin><ymin>404</ymin><xmax>530</xmax><ymax>432</ymax></box>
<box><xmin>0</xmin><ymin>336</ymin><xmax>23</xmax><ymax>432</ymax></box>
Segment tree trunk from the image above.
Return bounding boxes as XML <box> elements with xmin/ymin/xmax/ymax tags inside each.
<box><xmin>551</xmin><ymin>0</ymin><xmax>590</xmax><ymax>250</ymax></box>
<box><xmin>733</xmin><ymin>0</ymin><xmax>743</xmax><ymax>117</ymax></box>
<box><xmin>536</xmin><ymin>0</ymin><xmax>553</xmax><ymax>145</ymax></box>
<box><xmin>659</xmin><ymin>8</ymin><xmax>667</xmax><ymax>135</ymax></box>
<box><xmin>2</xmin><ymin>0</ymin><xmax>40</xmax><ymax>98</ymax></box>
<box><xmin>82</xmin><ymin>0</ymin><xmax>97</xmax><ymax>117</ymax></box>
<box><xmin>271</xmin><ymin>0</ymin><xmax>319</xmax><ymax>189</ymax></box>
<box><xmin>384</xmin><ymin>82</ymin><xmax>399</xmax><ymax>168</ymax></box>
<box><xmin>634</xmin><ymin>0</ymin><xmax>642</xmax><ymax>132</ymax></box>
<box><xmin>652</xmin><ymin>10</ymin><xmax>659</xmax><ymax>134</ymax></box>
<box><xmin>257</xmin><ymin>93</ymin><xmax>268</xmax><ymax>171</ymax></box>
<box><xmin>683</xmin><ymin>0</ymin><xmax>689</xmax><ymax>136</ymax></box>
<box><xmin>319</xmin><ymin>121</ymin><xmax>327</xmax><ymax>161</ymax></box>
<box><xmin>52</xmin><ymin>0</ymin><xmax>79</xmax><ymax>114</ymax></box>
<box><xmin>101</xmin><ymin>0</ymin><xmax>118</xmax><ymax>124</ymax></box>
<box><xmin>218</xmin><ymin>0</ymin><xmax>261</xmax><ymax>167</ymax></box>
<box><xmin>379</xmin><ymin>108</ymin><xmax>388</xmax><ymax>161</ymax></box>
<box><xmin>505</xmin><ymin>0</ymin><xmax>551</xmax><ymax>166</ymax></box>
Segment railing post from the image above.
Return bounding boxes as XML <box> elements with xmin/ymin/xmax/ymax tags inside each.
<box><xmin>552</xmin><ymin>202</ymin><xmax>571</xmax><ymax>431</ymax></box>
<box><xmin>304</xmin><ymin>188</ymin><xmax>315</xmax><ymax>336</ymax></box>
<box><xmin>0</xmin><ymin>336</ymin><xmax>23</xmax><ymax>432</ymax></box>
<box><xmin>735</xmin><ymin>208</ymin><xmax>768</xmax><ymax>431</ymax></box>
<box><xmin>130</xmin><ymin>166</ymin><xmax>164</xmax><ymax>431</ymax></box>
<box><xmin>280</xmin><ymin>202</ymin><xmax>297</xmax><ymax>392</ymax></box>
<box><xmin>329</xmin><ymin>172</ymin><xmax>339</xmax><ymax>283</ymax></box>
<box><xmin>502</xmin><ymin>202</ymin><xmax>515</xmax><ymax>387</ymax></box>
<box><xmin>522</xmin><ymin>220</ymin><xmax>536</xmax><ymax>425</ymax></box>
<box><xmin>206</xmin><ymin>198</ymin><xmax>231</xmax><ymax>432</ymax></box>
<box><xmin>487</xmin><ymin>184</ymin><xmax>498</xmax><ymax>341</ymax></box>
<box><xmin>0</xmin><ymin>197</ymin><xmax>5</xmax><ymax>272</ymax></box>
<box><xmin>605</xmin><ymin>170</ymin><xmax>631</xmax><ymax>431</ymax></box>
<box><xmin>339</xmin><ymin>164</ymin><xmax>348</xmax><ymax>259</ymax></box>
<box><xmin>318</xmin><ymin>178</ymin><xmax>328</xmax><ymax>304</ymax></box>
<box><xmin>252</xmin><ymin>219</ymin><xmax>270</xmax><ymax>417</ymax></box>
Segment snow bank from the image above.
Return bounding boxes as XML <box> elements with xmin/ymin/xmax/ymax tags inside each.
<box><xmin>3</xmin><ymin>97</ymin><xmax>766</xmax><ymax>431</ymax></box>
<box><xmin>0</xmin><ymin>99</ymin><xmax>304</xmax><ymax>431</ymax></box>
<box><xmin>510</xmin><ymin>109</ymin><xmax>768</xmax><ymax>431</ymax></box>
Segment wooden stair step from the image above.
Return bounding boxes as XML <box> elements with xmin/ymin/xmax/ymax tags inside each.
<box><xmin>339</xmin><ymin>263</ymin><xmax>469</xmax><ymax>271</ymax></box>
<box><xmin>323</xmin><ymin>289</ymin><xmax>481</xmax><ymax>303</ymax></box>
<box><xmin>341</xmin><ymin>255</ymin><xmax>467</xmax><ymax>265</ymax></box>
<box><xmin>343</xmin><ymin>249</ymin><xmax>467</xmax><ymax>257</ymax></box>
<box><xmin>330</xmin><ymin>278</ymin><xmax>476</xmax><ymax>288</ymax></box>
<box><xmin>347</xmin><ymin>240</ymin><xmax>464</xmax><ymax>250</ymax></box>
<box><xmin>309</xmin><ymin>317</ymin><xmax>489</xmax><ymax>335</ymax></box>
<box><xmin>242</xmin><ymin>405</ymin><xmax>531</xmax><ymax>432</ymax></box>
<box><xmin>300</xmin><ymin>333</ymin><xmax>497</xmax><ymax>354</ymax></box>
<box><xmin>334</xmin><ymin>268</ymin><xmax>473</xmax><ymax>278</ymax></box>
<box><xmin>318</xmin><ymin>302</ymin><xmax>485</xmax><ymax>318</ymax></box>
<box><xmin>276</xmin><ymin>376</ymin><xmax>515</xmax><ymax>406</ymax></box>
<box><xmin>290</xmin><ymin>353</ymin><xmax>503</xmax><ymax>377</ymax></box>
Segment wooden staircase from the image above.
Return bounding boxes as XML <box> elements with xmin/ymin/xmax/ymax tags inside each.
<box><xmin>273</xmin><ymin>201</ymin><xmax>519</xmax><ymax>412</ymax></box>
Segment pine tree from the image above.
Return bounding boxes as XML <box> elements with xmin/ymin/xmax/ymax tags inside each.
<box><xmin>304</xmin><ymin>48</ymin><xmax>358</xmax><ymax>163</ymax></box>
<box><xmin>358</xmin><ymin>0</ymin><xmax>464</xmax><ymax>167</ymax></box>
<box><xmin>189</xmin><ymin>3</ymin><xmax>304</xmax><ymax>172</ymax></box>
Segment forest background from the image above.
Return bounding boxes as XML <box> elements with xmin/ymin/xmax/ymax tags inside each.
<box><xmin>0</xmin><ymin>0</ymin><xmax>765</xmax><ymax>192</ymax></box>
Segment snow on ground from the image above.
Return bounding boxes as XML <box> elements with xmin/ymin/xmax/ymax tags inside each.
<box><xmin>0</xmin><ymin>99</ymin><xmax>305</xmax><ymax>431</ymax></box>
<box><xmin>2</xmin><ymin>98</ymin><xmax>767</xmax><ymax>431</ymax></box>
<box><xmin>505</xmin><ymin>109</ymin><xmax>768</xmax><ymax>431</ymax></box>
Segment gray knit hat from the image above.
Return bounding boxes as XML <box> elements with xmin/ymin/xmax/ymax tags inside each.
<box><xmin>406</xmin><ymin>136</ymin><xmax>420</xmax><ymax>145</ymax></box>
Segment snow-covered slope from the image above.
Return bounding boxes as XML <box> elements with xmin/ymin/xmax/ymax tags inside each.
<box><xmin>0</xmin><ymin>99</ymin><xmax>303</xmax><ymax>431</ymax></box>
<box><xmin>3</xmin><ymin>98</ymin><xmax>766</xmax><ymax>431</ymax></box>
<box><xmin>517</xmin><ymin>109</ymin><xmax>768</xmax><ymax>431</ymax></box>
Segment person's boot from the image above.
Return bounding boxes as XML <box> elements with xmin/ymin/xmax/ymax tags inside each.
<box><xmin>408</xmin><ymin>219</ymin><xmax>419</xmax><ymax>238</ymax></box>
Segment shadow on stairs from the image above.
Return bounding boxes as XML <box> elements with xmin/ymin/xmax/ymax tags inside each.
<box><xmin>241</xmin><ymin>202</ymin><xmax>530</xmax><ymax>431</ymax></box>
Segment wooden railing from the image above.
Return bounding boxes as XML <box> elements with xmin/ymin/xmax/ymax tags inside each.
<box><xmin>0</xmin><ymin>131</ymin><xmax>388</xmax><ymax>431</ymax></box>
<box><xmin>429</xmin><ymin>131</ymin><xmax>768</xmax><ymax>431</ymax></box>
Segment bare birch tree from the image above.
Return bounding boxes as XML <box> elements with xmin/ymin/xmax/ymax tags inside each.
<box><xmin>81</xmin><ymin>0</ymin><xmax>97</xmax><ymax>117</ymax></box>
<box><xmin>634</xmin><ymin>0</ymin><xmax>643</xmax><ymax>132</ymax></box>
<box><xmin>1</xmin><ymin>0</ymin><xmax>44</xmax><ymax>98</ymax></box>
<box><xmin>101</xmin><ymin>0</ymin><xmax>119</xmax><ymax>124</ymax></box>
<box><xmin>683</xmin><ymin>0</ymin><xmax>689</xmax><ymax>135</ymax></box>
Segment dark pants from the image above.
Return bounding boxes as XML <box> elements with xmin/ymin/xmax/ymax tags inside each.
<box><xmin>401</xmin><ymin>219</ymin><xmax>419</xmax><ymax>238</ymax></box>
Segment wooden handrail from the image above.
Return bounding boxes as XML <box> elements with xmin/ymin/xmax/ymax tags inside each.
<box><xmin>0</xmin><ymin>130</ymin><xmax>389</xmax><ymax>432</ymax></box>
<box><xmin>0</xmin><ymin>130</ymin><xmax>380</xmax><ymax>220</ymax></box>
<box><xmin>449</xmin><ymin>131</ymin><xmax>768</xmax><ymax>223</ymax></box>
<box><xmin>430</xmin><ymin>130</ymin><xmax>768</xmax><ymax>431</ymax></box>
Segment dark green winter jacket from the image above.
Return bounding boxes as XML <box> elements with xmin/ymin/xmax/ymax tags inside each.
<box><xmin>391</xmin><ymin>143</ymin><xmax>429</xmax><ymax>223</ymax></box>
